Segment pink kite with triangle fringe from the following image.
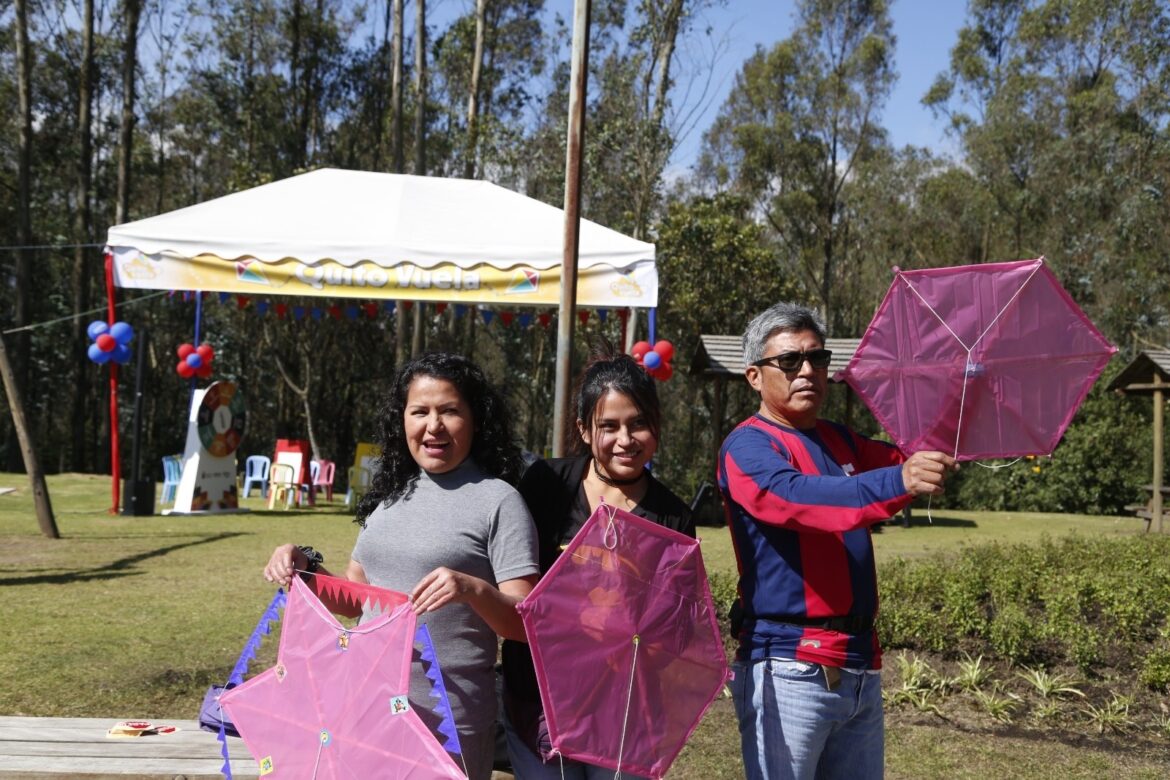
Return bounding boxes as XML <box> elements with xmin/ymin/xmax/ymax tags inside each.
<box><xmin>219</xmin><ymin>575</ymin><xmax>465</xmax><ymax>779</ymax></box>
<box><xmin>839</xmin><ymin>257</ymin><xmax>1116</xmax><ymax>461</ymax></box>
<box><xmin>516</xmin><ymin>503</ymin><xmax>728</xmax><ymax>779</ymax></box>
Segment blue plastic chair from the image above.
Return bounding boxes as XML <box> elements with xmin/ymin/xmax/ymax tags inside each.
<box><xmin>160</xmin><ymin>455</ymin><xmax>182</xmax><ymax>505</ymax></box>
<box><xmin>242</xmin><ymin>455</ymin><xmax>271</xmax><ymax>499</ymax></box>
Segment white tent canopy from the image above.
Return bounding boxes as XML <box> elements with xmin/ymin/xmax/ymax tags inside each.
<box><xmin>107</xmin><ymin>168</ymin><xmax>658</xmax><ymax>308</ymax></box>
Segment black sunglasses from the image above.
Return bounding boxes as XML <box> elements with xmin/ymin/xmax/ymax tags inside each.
<box><xmin>752</xmin><ymin>349</ymin><xmax>833</xmax><ymax>372</ymax></box>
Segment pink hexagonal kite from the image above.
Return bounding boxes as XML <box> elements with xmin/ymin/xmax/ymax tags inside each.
<box><xmin>839</xmin><ymin>257</ymin><xmax>1116</xmax><ymax>460</ymax></box>
<box><xmin>516</xmin><ymin>503</ymin><xmax>728</xmax><ymax>779</ymax></box>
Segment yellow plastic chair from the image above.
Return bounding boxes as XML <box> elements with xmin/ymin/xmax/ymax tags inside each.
<box><xmin>345</xmin><ymin>466</ymin><xmax>372</xmax><ymax>508</ymax></box>
<box><xmin>267</xmin><ymin>463</ymin><xmax>298</xmax><ymax>510</ymax></box>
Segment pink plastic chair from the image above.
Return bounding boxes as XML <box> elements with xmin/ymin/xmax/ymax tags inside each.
<box><xmin>311</xmin><ymin>459</ymin><xmax>336</xmax><ymax>503</ymax></box>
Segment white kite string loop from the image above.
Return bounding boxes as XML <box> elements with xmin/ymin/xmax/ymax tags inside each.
<box><xmin>975</xmin><ymin>458</ymin><xmax>1022</xmax><ymax>470</ymax></box>
<box><xmin>613</xmin><ymin>634</ymin><xmax>641</xmax><ymax>780</ymax></box>
<box><xmin>602</xmin><ymin>502</ymin><xmax>620</xmax><ymax>551</ymax></box>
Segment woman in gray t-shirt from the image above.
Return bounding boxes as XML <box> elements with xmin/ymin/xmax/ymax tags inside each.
<box><xmin>264</xmin><ymin>353</ymin><xmax>539</xmax><ymax>780</ymax></box>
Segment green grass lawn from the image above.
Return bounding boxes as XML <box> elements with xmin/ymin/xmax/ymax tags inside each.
<box><xmin>1</xmin><ymin>472</ymin><xmax>1163</xmax><ymax>778</ymax></box>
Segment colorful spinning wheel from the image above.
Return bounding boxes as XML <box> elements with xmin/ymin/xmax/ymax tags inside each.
<box><xmin>197</xmin><ymin>381</ymin><xmax>247</xmax><ymax>457</ymax></box>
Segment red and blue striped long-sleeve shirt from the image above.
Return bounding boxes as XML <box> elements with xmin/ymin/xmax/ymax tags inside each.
<box><xmin>718</xmin><ymin>414</ymin><xmax>911</xmax><ymax>670</ymax></box>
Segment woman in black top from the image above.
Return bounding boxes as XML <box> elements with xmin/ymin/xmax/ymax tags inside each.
<box><xmin>501</xmin><ymin>345</ymin><xmax>694</xmax><ymax>779</ymax></box>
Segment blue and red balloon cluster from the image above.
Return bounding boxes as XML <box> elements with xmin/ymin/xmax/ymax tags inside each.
<box><xmin>176</xmin><ymin>343</ymin><xmax>215</xmax><ymax>379</ymax></box>
<box><xmin>87</xmin><ymin>321</ymin><xmax>134</xmax><ymax>365</ymax></box>
<box><xmin>631</xmin><ymin>340</ymin><xmax>674</xmax><ymax>381</ymax></box>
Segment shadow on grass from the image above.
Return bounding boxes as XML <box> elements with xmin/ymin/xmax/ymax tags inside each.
<box><xmin>245</xmin><ymin>508</ymin><xmax>351</xmax><ymax>518</ymax></box>
<box><xmin>1</xmin><ymin>531</ymin><xmax>249</xmax><ymax>586</ymax></box>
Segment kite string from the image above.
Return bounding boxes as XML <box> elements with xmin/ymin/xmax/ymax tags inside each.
<box><xmin>614</xmin><ymin>635</ymin><xmax>641</xmax><ymax>780</ymax></box>
<box><xmin>900</xmin><ymin>275</ymin><xmax>970</xmax><ymax>351</ymax></box>
<box><xmin>968</xmin><ymin>258</ymin><xmax>1045</xmax><ymax>351</ymax></box>
<box><xmin>311</xmin><ymin>731</ymin><xmax>324</xmax><ymax>779</ymax></box>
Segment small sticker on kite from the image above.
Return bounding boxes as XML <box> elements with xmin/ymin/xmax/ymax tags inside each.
<box><xmin>258</xmin><ymin>756</ymin><xmax>274</xmax><ymax>775</ymax></box>
<box><xmin>274</xmin><ymin>663</ymin><xmax>287</xmax><ymax>682</ymax></box>
<box><xmin>389</xmin><ymin>695</ymin><xmax>410</xmax><ymax>715</ymax></box>
<box><xmin>337</xmin><ymin>631</ymin><xmax>351</xmax><ymax>651</ymax></box>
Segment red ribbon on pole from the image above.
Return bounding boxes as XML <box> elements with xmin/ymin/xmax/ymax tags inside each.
<box><xmin>105</xmin><ymin>251</ymin><xmax>121</xmax><ymax>514</ymax></box>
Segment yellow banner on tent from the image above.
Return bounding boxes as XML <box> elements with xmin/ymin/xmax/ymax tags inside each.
<box><xmin>111</xmin><ymin>248</ymin><xmax>658</xmax><ymax>308</ymax></box>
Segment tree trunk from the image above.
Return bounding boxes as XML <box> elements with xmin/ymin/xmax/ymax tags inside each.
<box><xmin>0</xmin><ymin>336</ymin><xmax>59</xmax><ymax>538</ymax></box>
<box><xmin>395</xmin><ymin>305</ymin><xmax>408</xmax><ymax>366</ymax></box>
<box><xmin>464</xmin><ymin>0</ymin><xmax>487</xmax><ymax>179</ymax></box>
<box><xmin>271</xmin><ymin>346</ymin><xmax>321</xmax><ymax>461</ymax></box>
<box><xmin>411</xmin><ymin>303</ymin><xmax>423</xmax><ymax>358</ymax></box>
<box><xmin>413</xmin><ymin>0</ymin><xmax>426</xmax><ymax>176</ymax></box>
<box><xmin>116</xmin><ymin>0</ymin><xmax>142</xmax><ymax>225</ymax></box>
<box><xmin>10</xmin><ymin>0</ymin><xmax>34</xmax><ymax>473</ymax></box>
<box><xmin>288</xmin><ymin>0</ymin><xmax>307</xmax><ymax>169</ymax></box>
<box><xmin>631</xmin><ymin>0</ymin><xmax>683</xmax><ymax>240</ymax></box>
<box><xmin>391</xmin><ymin>0</ymin><xmax>404</xmax><ymax>172</ymax></box>
<box><xmin>71</xmin><ymin>0</ymin><xmax>96</xmax><ymax>473</ymax></box>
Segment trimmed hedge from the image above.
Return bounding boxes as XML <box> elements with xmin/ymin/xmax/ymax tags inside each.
<box><xmin>878</xmin><ymin>535</ymin><xmax>1170</xmax><ymax>687</ymax></box>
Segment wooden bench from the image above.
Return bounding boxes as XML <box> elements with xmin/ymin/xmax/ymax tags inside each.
<box><xmin>0</xmin><ymin>716</ymin><xmax>258</xmax><ymax>778</ymax></box>
<box><xmin>1127</xmin><ymin>484</ymin><xmax>1169</xmax><ymax>532</ymax></box>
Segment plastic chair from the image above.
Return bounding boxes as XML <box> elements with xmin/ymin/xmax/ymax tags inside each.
<box><xmin>345</xmin><ymin>465</ymin><xmax>372</xmax><ymax>508</ymax></box>
<box><xmin>310</xmin><ymin>459</ymin><xmax>336</xmax><ymax>503</ymax></box>
<box><xmin>267</xmin><ymin>463</ymin><xmax>298</xmax><ymax>510</ymax></box>
<box><xmin>160</xmin><ymin>455</ymin><xmax>182</xmax><ymax>506</ymax></box>
<box><xmin>241</xmin><ymin>455</ymin><xmax>271</xmax><ymax>499</ymax></box>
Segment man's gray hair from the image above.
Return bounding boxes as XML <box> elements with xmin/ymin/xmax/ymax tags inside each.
<box><xmin>742</xmin><ymin>302</ymin><xmax>827</xmax><ymax>365</ymax></box>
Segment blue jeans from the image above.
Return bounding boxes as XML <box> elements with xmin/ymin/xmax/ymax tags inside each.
<box><xmin>731</xmin><ymin>659</ymin><xmax>884</xmax><ymax>780</ymax></box>
<box><xmin>501</xmin><ymin>697</ymin><xmax>649</xmax><ymax>780</ymax></box>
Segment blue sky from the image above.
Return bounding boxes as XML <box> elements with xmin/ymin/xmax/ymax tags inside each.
<box><xmin>669</xmin><ymin>0</ymin><xmax>971</xmax><ymax>169</ymax></box>
<box><xmin>423</xmin><ymin>0</ymin><xmax>971</xmax><ymax>167</ymax></box>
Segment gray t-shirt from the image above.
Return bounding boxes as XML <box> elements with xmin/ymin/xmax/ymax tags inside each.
<box><xmin>351</xmin><ymin>459</ymin><xmax>538</xmax><ymax>773</ymax></box>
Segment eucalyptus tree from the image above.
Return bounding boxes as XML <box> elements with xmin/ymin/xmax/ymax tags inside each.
<box><xmin>431</xmin><ymin>0</ymin><xmax>545</xmax><ymax>181</ymax></box>
<box><xmin>925</xmin><ymin>0</ymin><xmax>1170</xmax><ymax>346</ymax></box>
<box><xmin>699</xmin><ymin>0</ymin><xmax>896</xmax><ymax>333</ymax></box>
<box><xmin>8</xmin><ymin>0</ymin><xmax>36</xmax><ymax>471</ymax></box>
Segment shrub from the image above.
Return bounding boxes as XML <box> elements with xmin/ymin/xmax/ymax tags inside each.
<box><xmin>1139</xmin><ymin>648</ymin><xmax>1170</xmax><ymax>692</ymax></box>
<box><xmin>879</xmin><ymin>535</ymin><xmax>1170</xmax><ymax>681</ymax></box>
<box><xmin>707</xmin><ymin>570</ymin><xmax>739</xmax><ymax>621</ymax></box>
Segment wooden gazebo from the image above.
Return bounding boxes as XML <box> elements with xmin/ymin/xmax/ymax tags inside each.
<box><xmin>1108</xmin><ymin>349</ymin><xmax>1170</xmax><ymax>532</ymax></box>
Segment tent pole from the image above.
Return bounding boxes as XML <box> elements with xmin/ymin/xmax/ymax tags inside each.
<box><xmin>552</xmin><ymin>0</ymin><xmax>591</xmax><ymax>457</ymax></box>
<box><xmin>105</xmin><ymin>251</ymin><xmax>121</xmax><ymax>514</ymax></box>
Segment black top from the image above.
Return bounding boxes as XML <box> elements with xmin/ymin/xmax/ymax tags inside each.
<box><xmin>502</xmin><ymin>455</ymin><xmax>694</xmax><ymax>705</ymax></box>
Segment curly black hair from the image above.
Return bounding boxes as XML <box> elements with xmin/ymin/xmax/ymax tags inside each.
<box><xmin>570</xmin><ymin>340</ymin><xmax>662</xmax><ymax>456</ymax></box>
<box><xmin>354</xmin><ymin>352</ymin><xmax>524</xmax><ymax>526</ymax></box>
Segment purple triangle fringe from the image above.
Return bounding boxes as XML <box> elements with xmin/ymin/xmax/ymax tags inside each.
<box><xmin>217</xmin><ymin>588</ymin><xmax>287</xmax><ymax>779</ymax></box>
<box><xmin>414</xmin><ymin>623</ymin><xmax>463</xmax><ymax>757</ymax></box>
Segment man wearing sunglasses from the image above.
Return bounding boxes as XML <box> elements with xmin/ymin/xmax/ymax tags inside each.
<box><xmin>718</xmin><ymin>302</ymin><xmax>957</xmax><ymax>780</ymax></box>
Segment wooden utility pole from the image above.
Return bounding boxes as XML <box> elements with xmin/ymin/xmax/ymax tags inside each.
<box><xmin>1154</xmin><ymin>372</ymin><xmax>1164</xmax><ymax>533</ymax></box>
<box><xmin>552</xmin><ymin>0</ymin><xmax>590</xmax><ymax>457</ymax></box>
<box><xmin>0</xmin><ymin>335</ymin><xmax>59</xmax><ymax>539</ymax></box>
